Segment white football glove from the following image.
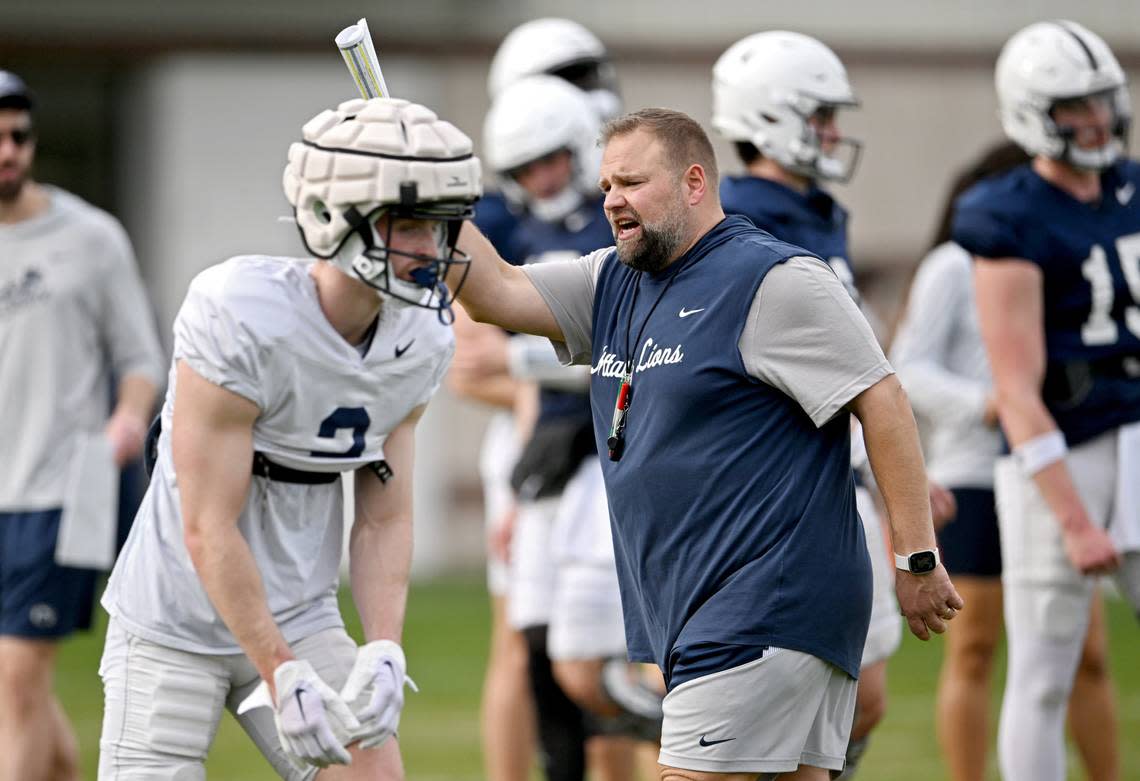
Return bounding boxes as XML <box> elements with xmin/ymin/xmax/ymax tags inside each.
<box><xmin>340</xmin><ymin>640</ymin><xmax>416</xmax><ymax>749</ymax></box>
<box><xmin>237</xmin><ymin>659</ymin><xmax>361</xmax><ymax>769</ymax></box>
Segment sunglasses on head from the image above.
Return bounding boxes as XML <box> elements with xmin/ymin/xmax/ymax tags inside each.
<box><xmin>0</xmin><ymin>128</ymin><xmax>33</xmax><ymax>146</ymax></box>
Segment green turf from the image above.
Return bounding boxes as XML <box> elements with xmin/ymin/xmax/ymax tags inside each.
<box><xmin>59</xmin><ymin>577</ymin><xmax>1138</xmax><ymax>779</ymax></box>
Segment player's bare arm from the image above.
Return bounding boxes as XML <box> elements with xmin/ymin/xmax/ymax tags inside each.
<box><xmin>453</xmin><ymin>221</ymin><xmax>565</xmax><ymax>340</ymax></box>
<box><xmin>848</xmin><ymin>374</ymin><xmax>965</xmax><ymax>640</ymax></box>
<box><xmin>349</xmin><ymin>404</ymin><xmax>424</xmax><ymax>643</ymax></box>
<box><xmin>173</xmin><ymin>359</ymin><xmax>295</xmax><ymax>697</ymax></box>
<box><xmin>974</xmin><ymin>257</ymin><xmax>1121</xmax><ymax>574</ymax></box>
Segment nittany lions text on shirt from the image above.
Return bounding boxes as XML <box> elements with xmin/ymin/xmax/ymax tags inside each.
<box><xmin>720</xmin><ymin>174</ymin><xmax>858</xmax><ymax>300</ymax></box>
<box><xmin>591</xmin><ymin>217</ymin><xmax>872</xmax><ymax>688</ymax></box>
<box><xmin>103</xmin><ymin>256</ymin><xmax>453</xmax><ymax>653</ymax></box>
<box><xmin>953</xmin><ymin>160</ymin><xmax>1140</xmax><ymax>446</ymax></box>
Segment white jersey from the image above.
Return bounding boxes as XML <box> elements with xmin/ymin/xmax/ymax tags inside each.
<box><xmin>890</xmin><ymin>242</ymin><xmax>1002</xmax><ymax>488</ymax></box>
<box><xmin>103</xmin><ymin>255</ymin><xmax>453</xmax><ymax>653</ymax></box>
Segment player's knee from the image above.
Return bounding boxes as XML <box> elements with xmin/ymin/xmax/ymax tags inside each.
<box><xmin>1020</xmin><ymin>672</ymin><xmax>1071</xmax><ymax>711</ymax></box>
<box><xmin>855</xmin><ymin>690</ymin><xmax>887</xmax><ymax>735</ymax></box>
<box><xmin>951</xmin><ymin>635</ymin><xmax>998</xmax><ymax>683</ymax></box>
<box><xmin>0</xmin><ymin>663</ymin><xmax>51</xmax><ymax>717</ymax></box>
<box><xmin>553</xmin><ymin>660</ymin><xmax>611</xmax><ymax>715</ymax></box>
<box><xmin>1074</xmin><ymin>645</ymin><xmax>1109</xmax><ymax>681</ymax></box>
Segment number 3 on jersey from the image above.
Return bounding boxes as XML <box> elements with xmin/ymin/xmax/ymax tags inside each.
<box><xmin>1081</xmin><ymin>232</ymin><xmax>1140</xmax><ymax>345</ymax></box>
<box><xmin>310</xmin><ymin>407</ymin><xmax>371</xmax><ymax>458</ymax></box>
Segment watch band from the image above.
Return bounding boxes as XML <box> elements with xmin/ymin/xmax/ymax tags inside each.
<box><xmin>894</xmin><ymin>548</ymin><xmax>940</xmax><ymax>573</ymax></box>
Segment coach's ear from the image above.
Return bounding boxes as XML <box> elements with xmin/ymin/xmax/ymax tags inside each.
<box><xmin>682</xmin><ymin>163</ymin><xmax>710</xmax><ymax>207</ymax></box>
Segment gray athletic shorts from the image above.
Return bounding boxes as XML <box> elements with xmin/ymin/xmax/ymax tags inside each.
<box><xmin>658</xmin><ymin>647</ymin><xmax>857</xmax><ymax>775</ymax></box>
<box><xmin>98</xmin><ymin>618</ymin><xmax>358</xmax><ymax>780</ymax></box>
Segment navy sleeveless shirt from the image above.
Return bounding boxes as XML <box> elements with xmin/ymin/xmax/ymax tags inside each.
<box><xmin>590</xmin><ymin>216</ymin><xmax>872</xmax><ymax>688</ymax></box>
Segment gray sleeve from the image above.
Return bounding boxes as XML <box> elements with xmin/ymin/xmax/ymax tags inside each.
<box><xmin>741</xmin><ymin>256</ymin><xmax>893</xmax><ymax>427</ymax></box>
<box><xmin>98</xmin><ymin>220</ymin><xmax>165</xmax><ymax>388</ymax></box>
<box><xmin>520</xmin><ymin>248</ymin><xmax>608</xmax><ymax>366</ymax></box>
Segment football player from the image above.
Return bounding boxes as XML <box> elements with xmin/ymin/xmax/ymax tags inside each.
<box><xmin>892</xmin><ymin>140</ymin><xmax>1121</xmax><ymax>781</ymax></box>
<box><xmin>711</xmin><ymin>32</ymin><xmax>899</xmax><ymax>778</ymax></box>
<box><xmin>98</xmin><ymin>96</ymin><xmax>481</xmax><ymax>780</ymax></box>
<box><xmin>956</xmin><ymin>20</ymin><xmax>1140</xmax><ymax>781</ymax></box>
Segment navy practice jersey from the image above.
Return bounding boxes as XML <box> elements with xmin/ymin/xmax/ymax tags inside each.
<box><xmin>721</xmin><ymin>174</ymin><xmax>857</xmax><ymax>298</ymax></box>
<box><xmin>953</xmin><ymin>161</ymin><xmax>1140</xmax><ymax>446</ymax></box>
<box><xmin>515</xmin><ymin>196</ymin><xmax>614</xmax><ymax>423</ymax></box>
<box><xmin>591</xmin><ymin>216</ymin><xmax>871</xmax><ymax>687</ymax></box>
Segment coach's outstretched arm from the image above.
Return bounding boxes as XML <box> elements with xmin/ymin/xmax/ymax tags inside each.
<box><xmin>452</xmin><ymin>222</ymin><xmax>564</xmax><ymax>339</ymax></box>
<box><xmin>848</xmin><ymin>375</ymin><xmax>965</xmax><ymax>640</ymax></box>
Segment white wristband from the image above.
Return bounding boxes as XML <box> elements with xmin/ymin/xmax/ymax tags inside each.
<box><xmin>1013</xmin><ymin>430</ymin><xmax>1068</xmax><ymax>475</ymax></box>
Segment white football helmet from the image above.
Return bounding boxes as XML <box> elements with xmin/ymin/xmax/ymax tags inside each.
<box><xmin>712</xmin><ymin>31</ymin><xmax>861</xmax><ymax>182</ymax></box>
<box><xmin>996</xmin><ymin>20</ymin><xmax>1130</xmax><ymax>171</ymax></box>
<box><xmin>283</xmin><ymin>97</ymin><xmax>482</xmax><ymax>317</ymax></box>
<box><xmin>483</xmin><ymin>75</ymin><xmax>602</xmax><ymax>222</ymax></box>
<box><xmin>488</xmin><ymin>18</ymin><xmax>622</xmax><ymax>121</ymax></box>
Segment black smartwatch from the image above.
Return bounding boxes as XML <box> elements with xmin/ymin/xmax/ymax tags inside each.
<box><xmin>894</xmin><ymin>549</ymin><xmax>940</xmax><ymax>574</ymax></box>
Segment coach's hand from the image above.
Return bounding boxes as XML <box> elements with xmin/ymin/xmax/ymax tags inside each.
<box><xmin>238</xmin><ymin>659</ymin><xmax>361</xmax><ymax>769</ymax></box>
<box><xmin>896</xmin><ymin>565</ymin><xmax>964</xmax><ymax>640</ymax></box>
<box><xmin>340</xmin><ymin>640</ymin><xmax>414</xmax><ymax>749</ymax></box>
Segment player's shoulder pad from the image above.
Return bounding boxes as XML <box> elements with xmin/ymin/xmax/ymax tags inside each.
<box><xmin>951</xmin><ymin>165</ymin><xmax>1040</xmax><ymax>262</ymax></box>
<box><xmin>185</xmin><ymin>255</ymin><xmax>305</xmax><ymax>344</ymax></box>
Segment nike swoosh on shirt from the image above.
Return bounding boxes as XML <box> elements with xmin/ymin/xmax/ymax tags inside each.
<box><xmin>395</xmin><ymin>339</ymin><xmax>415</xmax><ymax>358</ymax></box>
<box><xmin>678</xmin><ymin>307</ymin><xmax>705</xmax><ymax>318</ymax></box>
<box><xmin>1117</xmin><ymin>183</ymin><xmax>1135</xmax><ymax>206</ymax></box>
<box><xmin>698</xmin><ymin>734</ymin><xmax>736</xmax><ymax>747</ymax></box>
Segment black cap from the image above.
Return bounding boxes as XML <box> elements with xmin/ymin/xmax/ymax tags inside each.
<box><xmin>0</xmin><ymin>71</ymin><xmax>34</xmax><ymax>111</ymax></box>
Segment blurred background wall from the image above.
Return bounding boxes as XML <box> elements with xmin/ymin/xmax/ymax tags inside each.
<box><xmin>4</xmin><ymin>0</ymin><xmax>1140</xmax><ymax>576</ymax></box>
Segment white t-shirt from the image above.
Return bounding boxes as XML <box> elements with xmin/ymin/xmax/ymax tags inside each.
<box><xmin>103</xmin><ymin>255</ymin><xmax>453</xmax><ymax>653</ymax></box>
<box><xmin>0</xmin><ymin>187</ymin><xmax>164</xmax><ymax>510</ymax></box>
<box><xmin>890</xmin><ymin>241</ymin><xmax>1002</xmax><ymax>488</ymax></box>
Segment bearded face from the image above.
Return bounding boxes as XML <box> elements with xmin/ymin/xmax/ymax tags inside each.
<box><xmin>611</xmin><ymin>185</ymin><xmax>688</xmax><ymax>273</ymax></box>
<box><xmin>600</xmin><ymin>129</ymin><xmax>707</xmax><ymax>274</ymax></box>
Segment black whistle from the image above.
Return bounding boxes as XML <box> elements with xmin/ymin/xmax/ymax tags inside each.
<box><xmin>607</xmin><ymin>434</ymin><xmax>624</xmax><ymax>461</ymax></box>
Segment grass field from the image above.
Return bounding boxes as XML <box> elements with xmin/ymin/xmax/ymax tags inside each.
<box><xmin>60</xmin><ymin>577</ymin><xmax>1139</xmax><ymax>780</ymax></box>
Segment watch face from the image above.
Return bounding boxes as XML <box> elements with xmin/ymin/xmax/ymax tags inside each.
<box><xmin>910</xmin><ymin>551</ymin><xmax>937</xmax><ymax>574</ymax></box>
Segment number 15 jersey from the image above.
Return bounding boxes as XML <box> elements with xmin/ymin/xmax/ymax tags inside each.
<box><xmin>953</xmin><ymin>160</ymin><xmax>1140</xmax><ymax>446</ymax></box>
<box><xmin>103</xmin><ymin>256</ymin><xmax>453</xmax><ymax>653</ymax></box>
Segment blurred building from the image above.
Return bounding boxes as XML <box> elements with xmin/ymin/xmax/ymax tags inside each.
<box><xmin>4</xmin><ymin>0</ymin><xmax>1140</xmax><ymax>575</ymax></box>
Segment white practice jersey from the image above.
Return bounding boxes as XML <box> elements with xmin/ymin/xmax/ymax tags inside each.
<box><xmin>103</xmin><ymin>255</ymin><xmax>453</xmax><ymax>653</ymax></box>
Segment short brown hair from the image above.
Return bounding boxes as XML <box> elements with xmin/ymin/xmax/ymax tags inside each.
<box><xmin>600</xmin><ymin>108</ymin><xmax>719</xmax><ymax>188</ymax></box>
